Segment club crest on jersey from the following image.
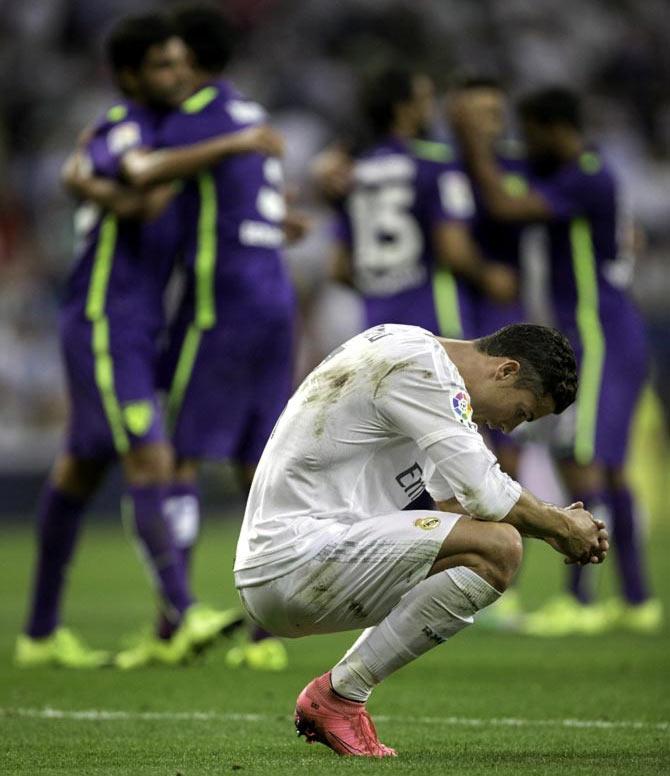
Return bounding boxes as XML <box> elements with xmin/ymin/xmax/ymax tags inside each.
<box><xmin>450</xmin><ymin>390</ymin><xmax>475</xmax><ymax>428</ymax></box>
<box><xmin>414</xmin><ymin>516</ymin><xmax>441</xmax><ymax>531</ymax></box>
<box><xmin>107</xmin><ymin>121</ymin><xmax>141</xmax><ymax>155</ymax></box>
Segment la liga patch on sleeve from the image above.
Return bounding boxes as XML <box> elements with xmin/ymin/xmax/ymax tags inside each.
<box><xmin>450</xmin><ymin>389</ymin><xmax>477</xmax><ymax>430</ymax></box>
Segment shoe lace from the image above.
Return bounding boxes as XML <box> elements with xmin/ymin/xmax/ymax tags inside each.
<box><xmin>355</xmin><ymin>709</ymin><xmax>385</xmax><ymax>755</ymax></box>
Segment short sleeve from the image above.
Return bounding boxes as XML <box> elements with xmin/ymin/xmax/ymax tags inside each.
<box><xmin>374</xmin><ymin>342</ymin><xmax>521</xmax><ymax>519</ymax></box>
<box><xmin>88</xmin><ymin>119</ymin><xmax>149</xmax><ymax>179</ymax></box>
<box><xmin>160</xmin><ymin>89</ymin><xmax>262</xmax><ymax>148</ymax></box>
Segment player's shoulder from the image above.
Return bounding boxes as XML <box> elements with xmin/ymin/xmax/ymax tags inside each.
<box><xmin>569</xmin><ymin>150</ymin><xmax>615</xmax><ymax>185</ymax></box>
<box><xmin>89</xmin><ymin>99</ymin><xmax>155</xmax><ymax>154</ymax></box>
<box><xmin>92</xmin><ymin>100</ymin><xmax>143</xmax><ymax>133</ymax></box>
<box><xmin>359</xmin><ymin>325</ymin><xmax>469</xmax><ymax>400</ymax></box>
<box><xmin>556</xmin><ymin>150</ymin><xmax>617</xmax><ymax>202</ymax></box>
<box><xmin>180</xmin><ymin>79</ymin><xmax>266</xmax><ymax>126</ymax></box>
<box><xmin>357</xmin><ymin>324</ymin><xmax>451</xmax><ymax>366</ymax></box>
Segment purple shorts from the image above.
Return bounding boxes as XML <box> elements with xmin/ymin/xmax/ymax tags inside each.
<box><xmin>161</xmin><ymin>307</ymin><xmax>295</xmax><ymax>465</ymax></box>
<box><xmin>61</xmin><ymin>310</ymin><xmax>166</xmax><ymax>460</ymax></box>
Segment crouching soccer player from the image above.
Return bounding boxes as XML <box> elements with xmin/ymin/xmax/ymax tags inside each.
<box><xmin>233</xmin><ymin>323</ymin><xmax>608</xmax><ymax>757</ymax></box>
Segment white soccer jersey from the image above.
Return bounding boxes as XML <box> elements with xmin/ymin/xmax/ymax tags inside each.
<box><xmin>234</xmin><ymin>324</ymin><xmax>521</xmax><ymax>585</ymax></box>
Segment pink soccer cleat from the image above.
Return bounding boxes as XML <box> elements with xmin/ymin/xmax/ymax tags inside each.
<box><xmin>294</xmin><ymin>672</ymin><xmax>397</xmax><ymax>758</ymax></box>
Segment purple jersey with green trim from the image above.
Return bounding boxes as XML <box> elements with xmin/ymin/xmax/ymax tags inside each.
<box><xmin>334</xmin><ymin>137</ymin><xmax>476</xmax><ymax>337</ymax></box>
<box><xmin>157</xmin><ymin>79</ymin><xmax>294</xmax><ymax>322</ymax></box>
<box><xmin>533</xmin><ymin>150</ymin><xmax>639</xmax><ymax>333</ymax></box>
<box><xmin>60</xmin><ymin>100</ymin><xmax>173</xmax><ymax>459</ymax></box>
<box><xmin>469</xmin><ymin>145</ymin><xmax>528</xmax><ymax>336</ymax></box>
<box><xmin>156</xmin><ymin>80</ymin><xmax>295</xmax><ymax>464</ymax></box>
<box><xmin>63</xmin><ymin>100</ymin><xmax>172</xmax><ymax>332</ymax></box>
<box><xmin>534</xmin><ymin>150</ymin><xmax>648</xmax><ymax>467</ymax></box>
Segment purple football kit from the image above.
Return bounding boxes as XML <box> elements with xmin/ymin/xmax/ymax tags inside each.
<box><xmin>469</xmin><ymin>147</ymin><xmax>528</xmax><ymax>337</ymax></box>
<box><xmin>21</xmin><ymin>101</ymin><xmax>197</xmax><ymax>646</ymax></box>
<box><xmin>334</xmin><ymin>137</ymin><xmax>477</xmax><ymax>339</ymax></box>
<box><xmin>535</xmin><ymin>150</ymin><xmax>648</xmax><ymax>469</ymax></box>
<box><xmin>157</xmin><ymin>81</ymin><xmax>295</xmax><ymax>464</ymax></box>
<box><xmin>61</xmin><ymin>101</ymin><xmax>173</xmax><ymax>459</ymax></box>
<box><xmin>534</xmin><ymin>149</ymin><xmax>651</xmax><ymax>608</ymax></box>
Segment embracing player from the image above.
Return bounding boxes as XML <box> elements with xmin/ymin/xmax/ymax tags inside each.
<box><xmin>116</xmin><ymin>5</ymin><xmax>297</xmax><ymax>670</ymax></box>
<box><xmin>16</xmin><ymin>13</ymin><xmax>282</xmax><ymax>670</ymax></box>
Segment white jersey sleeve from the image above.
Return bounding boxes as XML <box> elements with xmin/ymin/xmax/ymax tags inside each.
<box><xmin>374</xmin><ymin>338</ymin><xmax>521</xmax><ymax>520</ymax></box>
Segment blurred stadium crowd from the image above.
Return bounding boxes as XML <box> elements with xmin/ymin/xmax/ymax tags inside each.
<box><xmin>1</xmin><ymin>0</ymin><xmax>669</xmax><ymax>471</ymax></box>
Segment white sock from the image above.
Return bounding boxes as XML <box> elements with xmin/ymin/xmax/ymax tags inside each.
<box><xmin>163</xmin><ymin>493</ymin><xmax>200</xmax><ymax>550</ymax></box>
<box><xmin>330</xmin><ymin>566</ymin><xmax>501</xmax><ymax>702</ymax></box>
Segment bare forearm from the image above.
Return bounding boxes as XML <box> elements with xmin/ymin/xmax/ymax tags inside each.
<box><xmin>122</xmin><ymin>125</ymin><xmax>284</xmax><ymax>188</ymax></box>
<box><xmin>464</xmin><ymin>137</ymin><xmax>518</xmax><ymax>219</ymax></box>
<box><xmin>435</xmin><ymin>225</ymin><xmax>485</xmax><ymax>284</ymax></box>
<box><xmin>70</xmin><ymin>176</ymin><xmax>147</xmax><ymax>219</ymax></box>
<box><xmin>122</xmin><ymin>137</ymin><xmax>233</xmax><ymax>187</ymax></box>
<box><xmin>501</xmin><ymin>488</ymin><xmax>568</xmax><ymax>540</ymax></box>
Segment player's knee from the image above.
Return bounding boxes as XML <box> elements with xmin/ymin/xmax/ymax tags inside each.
<box><xmin>124</xmin><ymin>444</ymin><xmax>174</xmax><ymax>486</ymax></box>
<box><xmin>51</xmin><ymin>454</ymin><xmax>106</xmax><ymax>500</ymax></box>
<box><xmin>480</xmin><ymin>523</ymin><xmax>523</xmax><ymax>592</ymax></box>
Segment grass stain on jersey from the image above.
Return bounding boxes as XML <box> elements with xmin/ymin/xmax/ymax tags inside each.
<box><xmin>300</xmin><ymin>353</ymin><xmax>415</xmax><ymax>436</ymax></box>
<box><xmin>302</xmin><ymin>368</ymin><xmax>356</xmax><ymax>437</ymax></box>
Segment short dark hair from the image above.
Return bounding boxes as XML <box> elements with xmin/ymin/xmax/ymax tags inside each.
<box><xmin>106</xmin><ymin>13</ymin><xmax>176</xmax><ymax>73</ymax></box>
<box><xmin>518</xmin><ymin>87</ymin><xmax>582</xmax><ymax>131</ymax></box>
<box><xmin>362</xmin><ymin>66</ymin><xmax>415</xmax><ymax>136</ymax></box>
<box><xmin>172</xmin><ymin>3</ymin><xmax>235</xmax><ymax>73</ymax></box>
<box><xmin>476</xmin><ymin>324</ymin><xmax>577</xmax><ymax>414</ymax></box>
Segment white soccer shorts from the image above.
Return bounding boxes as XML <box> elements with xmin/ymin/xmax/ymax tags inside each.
<box><xmin>237</xmin><ymin>509</ymin><xmax>461</xmax><ymax>637</ymax></box>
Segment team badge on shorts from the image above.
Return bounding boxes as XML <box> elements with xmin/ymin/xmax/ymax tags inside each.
<box><xmin>414</xmin><ymin>516</ymin><xmax>441</xmax><ymax>531</ymax></box>
<box><xmin>450</xmin><ymin>390</ymin><xmax>476</xmax><ymax>430</ymax></box>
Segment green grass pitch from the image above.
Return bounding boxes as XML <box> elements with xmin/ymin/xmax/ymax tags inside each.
<box><xmin>2</xmin><ymin>392</ymin><xmax>669</xmax><ymax>775</ymax></box>
<box><xmin>1</xmin><ymin>509</ymin><xmax>668</xmax><ymax>775</ymax></box>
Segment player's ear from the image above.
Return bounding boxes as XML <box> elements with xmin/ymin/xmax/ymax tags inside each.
<box><xmin>496</xmin><ymin>359</ymin><xmax>520</xmax><ymax>381</ymax></box>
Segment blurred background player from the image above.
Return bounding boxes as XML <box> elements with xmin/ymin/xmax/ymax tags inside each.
<box><xmin>61</xmin><ymin>13</ymin><xmax>287</xmax><ymax>668</ymax></box>
<box><xmin>123</xmin><ymin>4</ymin><xmax>299</xmax><ymax>671</ymax></box>
<box><xmin>15</xmin><ymin>12</ymin><xmax>275</xmax><ymax>670</ymax></box>
<box><xmin>453</xmin><ymin>86</ymin><xmax>662</xmax><ymax>635</ymax></box>
<box><xmin>324</xmin><ymin>67</ymin><xmax>518</xmax><ymax>343</ymax></box>
<box><xmin>15</xmin><ymin>13</ymin><xmax>212</xmax><ymax>670</ymax></box>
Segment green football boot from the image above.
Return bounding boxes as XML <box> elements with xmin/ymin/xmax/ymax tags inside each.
<box><xmin>114</xmin><ymin>633</ymin><xmax>174</xmax><ymax>670</ymax></box>
<box><xmin>520</xmin><ymin>594</ymin><xmax>610</xmax><ymax>637</ymax></box>
<box><xmin>605</xmin><ymin>598</ymin><xmax>663</xmax><ymax>634</ymax></box>
<box><xmin>477</xmin><ymin>588</ymin><xmax>525</xmax><ymax>631</ymax></box>
<box><xmin>225</xmin><ymin>636</ymin><xmax>289</xmax><ymax>671</ymax></box>
<box><xmin>115</xmin><ymin>604</ymin><xmax>245</xmax><ymax>669</ymax></box>
<box><xmin>15</xmin><ymin>627</ymin><xmax>111</xmax><ymax>669</ymax></box>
